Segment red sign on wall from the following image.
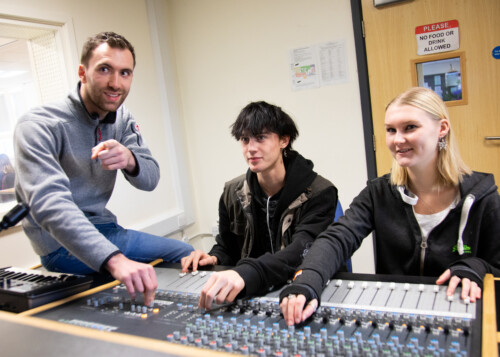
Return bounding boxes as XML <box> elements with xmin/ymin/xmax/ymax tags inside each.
<box><xmin>415</xmin><ymin>20</ymin><xmax>459</xmax><ymax>55</ymax></box>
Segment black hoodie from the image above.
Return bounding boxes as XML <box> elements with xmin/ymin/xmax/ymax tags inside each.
<box><xmin>210</xmin><ymin>151</ymin><xmax>338</xmax><ymax>296</ymax></box>
<box><xmin>281</xmin><ymin>171</ymin><xmax>500</xmax><ymax>304</ymax></box>
<box><xmin>249</xmin><ymin>150</ymin><xmax>319</xmax><ymax>256</ymax></box>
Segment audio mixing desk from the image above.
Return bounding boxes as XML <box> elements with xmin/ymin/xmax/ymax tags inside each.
<box><xmin>19</xmin><ymin>266</ymin><xmax>484</xmax><ymax>356</ymax></box>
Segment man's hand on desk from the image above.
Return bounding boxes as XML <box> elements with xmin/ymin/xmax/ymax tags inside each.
<box><xmin>105</xmin><ymin>253</ymin><xmax>158</xmax><ymax>306</ymax></box>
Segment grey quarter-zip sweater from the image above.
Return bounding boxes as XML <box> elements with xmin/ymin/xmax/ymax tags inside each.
<box><xmin>14</xmin><ymin>83</ymin><xmax>160</xmax><ymax>272</ymax></box>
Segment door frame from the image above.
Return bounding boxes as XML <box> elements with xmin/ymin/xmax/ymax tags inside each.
<box><xmin>350</xmin><ymin>0</ymin><xmax>378</xmax><ymax>180</ymax></box>
<box><xmin>350</xmin><ymin>0</ymin><xmax>380</xmax><ymax>268</ymax></box>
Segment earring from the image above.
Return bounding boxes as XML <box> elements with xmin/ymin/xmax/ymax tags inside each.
<box><xmin>283</xmin><ymin>149</ymin><xmax>288</xmax><ymax>158</ymax></box>
<box><xmin>438</xmin><ymin>137</ymin><xmax>447</xmax><ymax>151</ymax></box>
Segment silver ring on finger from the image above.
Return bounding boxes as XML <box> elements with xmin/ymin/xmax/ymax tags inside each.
<box><xmin>308</xmin><ymin>300</ymin><xmax>318</xmax><ymax>312</ymax></box>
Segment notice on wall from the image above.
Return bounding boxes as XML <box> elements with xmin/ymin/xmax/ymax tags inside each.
<box><xmin>290</xmin><ymin>40</ymin><xmax>348</xmax><ymax>91</ymax></box>
<box><xmin>493</xmin><ymin>46</ymin><xmax>500</xmax><ymax>60</ymax></box>
<box><xmin>290</xmin><ymin>46</ymin><xmax>319</xmax><ymax>90</ymax></box>
<box><xmin>415</xmin><ymin>20</ymin><xmax>459</xmax><ymax>55</ymax></box>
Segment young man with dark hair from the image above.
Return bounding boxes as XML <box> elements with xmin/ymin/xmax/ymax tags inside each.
<box><xmin>181</xmin><ymin>101</ymin><xmax>338</xmax><ymax>308</ymax></box>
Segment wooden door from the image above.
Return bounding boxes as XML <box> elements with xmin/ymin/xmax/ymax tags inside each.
<box><xmin>361</xmin><ymin>0</ymin><xmax>500</xmax><ymax>183</ymax></box>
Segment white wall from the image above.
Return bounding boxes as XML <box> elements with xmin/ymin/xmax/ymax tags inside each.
<box><xmin>0</xmin><ymin>0</ymin><xmax>375</xmax><ymax>273</ymax></box>
<box><xmin>166</xmin><ymin>0</ymin><xmax>374</xmax><ymax>273</ymax></box>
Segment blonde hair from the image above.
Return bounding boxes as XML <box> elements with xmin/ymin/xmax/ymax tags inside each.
<box><xmin>387</xmin><ymin>87</ymin><xmax>471</xmax><ymax>187</ymax></box>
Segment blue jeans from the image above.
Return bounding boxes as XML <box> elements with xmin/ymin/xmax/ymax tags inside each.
<box><xmin>41</xmin><ymin>222</ymin><xmax>194</xmax><ymax>274</ymax></box>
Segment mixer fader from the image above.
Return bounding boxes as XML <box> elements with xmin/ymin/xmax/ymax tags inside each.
<box><xmin>32</xmin><ymin>267</ymin><xmax>480</xmax><ymax>356</ymax></box>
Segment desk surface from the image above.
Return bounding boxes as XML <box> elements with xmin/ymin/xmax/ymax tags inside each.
<box><xmin>0</xmin><ymin>311</ymin><xmax>180</xmax><ymax>357</ymax></box>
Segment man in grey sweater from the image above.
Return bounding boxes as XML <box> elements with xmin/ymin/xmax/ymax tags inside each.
<box><xmin>14</xmin><ymin>32</ymin><xmax>193</xmax><ymax>305</ymax></box>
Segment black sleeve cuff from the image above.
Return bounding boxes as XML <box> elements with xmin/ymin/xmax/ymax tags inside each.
<box><xmin>99</xmin><ymin>250</ymin><xmax>122</xmax><ymax>273</ymax></box>
<box><xmin>233</xmin><ymin>264</ymin><xmax>259</xmax><ymax>296</ymax></box>
<box><xmin>448</xmin><ymin>257</ymin><xmax>490</xmax><ymax>288</ymax></box>
<box><xmin>277</xmin><ymin>268</ymin><xmax>325</xmax><ymax>306</ymax></box>
<box><xmin>279</xmin><ymin>283</ymin><xmax>319</xmax><ymax>306</ymax></box>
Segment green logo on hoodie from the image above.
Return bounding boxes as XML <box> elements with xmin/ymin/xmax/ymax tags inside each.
<box><xmin>452</xmin><ymin>244</ymin><xmax>471</xmax><ymax>254</ymax></box>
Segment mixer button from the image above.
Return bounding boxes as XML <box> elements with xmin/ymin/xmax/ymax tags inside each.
<box><xmin>240</xmin><ymin>345</ymin><xmax>249</xmax><ymax>355</ymax></box>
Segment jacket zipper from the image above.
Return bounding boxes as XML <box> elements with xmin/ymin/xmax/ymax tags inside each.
<box><xmin>420</xmin><ymin>237</ymin><xmax>427</xmax><ymax>275</ymax></box>
<box><xmin>93</xmin><ymin>126</ymin><xmax>101</xmax><ymax>163</ymax></box>
<box><xmin>266</xmin><ymin>196</ymin><xmax>275</xmax><ymax>255</ymax></box>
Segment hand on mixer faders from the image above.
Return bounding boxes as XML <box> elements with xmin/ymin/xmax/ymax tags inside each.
<box><xmin>436</xmin><ymin>268</ymin><xmax>482</xmax><ymax>303</ymax></box>
<box><xmin>198</xmin><ymin>269</ymin><xmax>246</xmax><ymax>310</ymax></box>
<box><xmin>80</xmin><ymin>269</ymin><xmax>242</xmax><ymax>330</ymax></box>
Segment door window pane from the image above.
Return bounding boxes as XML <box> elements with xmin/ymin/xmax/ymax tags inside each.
<box><xmin>0</xmin><ymin>21</ymin><xmax>67</xmax><ymax>209</ymax></box>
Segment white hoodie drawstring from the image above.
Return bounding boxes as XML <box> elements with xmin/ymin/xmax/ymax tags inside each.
<box><xmin>398</xmin><ymin>186</ymin><xmax>418</xmax><ymax>205</ymax></box>
<box><xmin>399</xmin><ymin>186</ymin><xmax>474</xmax><ymax>258</ymax></box>
<box><xmin>457</xmin><ymin>194</ymin><xmax>475</xmax><ymax>255</ymax></box>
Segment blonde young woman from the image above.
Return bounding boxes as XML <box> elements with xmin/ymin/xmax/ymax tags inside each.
<box><xmin>280</xmin><ymin>87</ymin><xmax>500</xmax><ymax>326</ymax></box>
